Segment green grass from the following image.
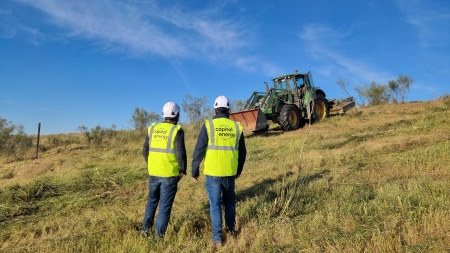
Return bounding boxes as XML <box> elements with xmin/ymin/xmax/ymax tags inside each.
<box><xmin>1</xmin><ymin>99</ymin><xmax>450</xmax><ymax>252</ymax></box>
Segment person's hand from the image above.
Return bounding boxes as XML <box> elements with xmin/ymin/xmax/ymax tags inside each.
<box><xmin>179</xmin><ymin>173</ymin><xmax>184</xmax><ymax>180</ymax></box>
<box><xmin>235</xmin><ymin>175</ymin><xmax>240</xmax><ymax>179</ymax></box>
<box><xmin>192</xmin><ymin>177</ymin><xmax>199</xmax><ymax>182</ymax></box>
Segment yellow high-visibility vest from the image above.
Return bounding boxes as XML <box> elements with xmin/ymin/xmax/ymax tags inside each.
<box><xmin>147</xmin><ymin>122</ymin><xmax>181</xmax><ymax>177</ymax></box>
<box><xmin>204</xmin><ymin>118</ymin><xmax>242</xmax><ymax>176</ymax></box>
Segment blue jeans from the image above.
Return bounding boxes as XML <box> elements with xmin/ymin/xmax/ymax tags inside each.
<box><xmin>142</xmin><ymin>176</ymin><xmax>179</xmax><ymax>238</ymax></box>
<box><xmin>205</xmin><ymin>175</ymin><xmax>236</xmax><ymax>243</ymax></box>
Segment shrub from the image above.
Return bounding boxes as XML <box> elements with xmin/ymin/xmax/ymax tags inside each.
<box><xmin>182</xmin><ymin>95</ymin><xmax>212</xmax><ymax>124</ymax></box>
<box><xmin>129</xmin><ymin>107</ymin><xmax>161</xmax><ymax>135</ymax></box>
<box><xmin>0</xmin><ymin>117</ymin><xmax>34</xmax><ymax>161</ymax></box>
<box><xmin>77</xmin><ymin>125</ymin><xmax>118</xmax><ymax>147</ymax></box>
<box><xmin>354</xmin><ymin>82</ymin><xmax>390</xmax><ymax>106</ymax></box>
<box><xmin>440</xmin><ymin>94</ymin><xmax>450</xmax><ymax>107</ymax></box>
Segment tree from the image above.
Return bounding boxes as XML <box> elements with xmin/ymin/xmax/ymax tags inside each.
<box><xmin>397</xmin><ymin>75</ymin><xmax>413</xmax><ymax>103</ymax></box>
<box><xmin>337</xmin><ymin>78</ymin><xmax>352</xmax><ymax>98</ymax></box>
<box><xmin>388</xmin><ymin>75</ymin><xmax>413</xmax><ymax>103</ymax></box>
<box><xmin>337</xmin><ymin>78</ymin><xmax>364</xmax><ymax>107</ymax></box>
<box><xmin>0</xmin><ymin>117</ymin><xmax>15</xmax><ymax>150</ymax></box>
<box><xmin>354</xmin><ymin>85</ymin><xmax>367</xmax><ymax>107</ymax></box>
<box><xmin>90</xmin><ymin>125</ymin><xmax>105</xmax><ymax>146</ymax></box>
<box><xmin>181</xmin><ymin>95</ymin><xmax>212</xmax><ymax>124</ymax></box>
<box><xmin>77</xmin><ymin>125</ymin><xmax>93</xmax><ymax>145</ymax></box>
<box><xmin>355</xmin><ymin>82</ymin><xmax>390</xmax><ymax>106</ymax></box>
<box><xmin>130</xmin><ymin>107</ymin><xmax>161</xmax><ymax>134</ymax></box>
<box><xmin>0</xmin><ymin>117</ymin><xmax>32</xmax><ymax>159</ymax></box>
<box><xmin>230</xmin><ymin>99</ymin><xmax>246</xmax><ymax>112</ymax></box>
<box><xmin>388</xmin><ymin>80</ymin><xmax>400</xmax><ymax>103</ymax></box>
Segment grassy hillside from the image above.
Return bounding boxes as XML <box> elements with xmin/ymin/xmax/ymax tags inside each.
<box><xmin>1</xmin><ymin>98</ymin><xmax>450</xmax><ymax>252</ymax></box>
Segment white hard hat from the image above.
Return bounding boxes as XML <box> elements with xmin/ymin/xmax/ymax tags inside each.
<box><xmin>162</xmin><ymin>102</ymin><xmax>180</xmax><ymax>118</ymax></box>
<box><xmin>214</xmin><ymin>95</ymin><xmax>230</xmax><ymax>109</ymax></box>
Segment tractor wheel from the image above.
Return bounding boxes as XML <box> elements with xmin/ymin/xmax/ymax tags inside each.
<box><xmin>312</xmin><ymin>95</ymin><xmax>330</xmax><ymax>122</ymax></box>
<box><xmin>279</xmin><ymin>104</ymin><xmax>301</xmax><ymax>131</ymax></box>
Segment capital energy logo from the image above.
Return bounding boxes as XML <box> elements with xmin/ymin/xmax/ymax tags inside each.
<box><xmin>215</xmin><ymin>125</ymin><xmax>235</xmax><ymax>140</ymax></box>
<box><xmin>153</xmin><ymin>128</ymin><xmax>168</xmax><ymax>141</ymax></box>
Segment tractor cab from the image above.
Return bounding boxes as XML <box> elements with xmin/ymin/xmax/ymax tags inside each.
<box><xmin>271</xmin><ymin>72</ymin><xmax>318</xmax><ymax>107</ymax></box>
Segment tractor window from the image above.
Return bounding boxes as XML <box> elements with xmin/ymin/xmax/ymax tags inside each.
<box><xmin>306</xmin><ymin>72</ymin><xmax>315</xmax><ymax>88</ymax></box>
<box><xmin>274</xmin><ymin>78</ymin><xmax>294</xmax><ymax>91</ymax></box>
<box><xmin>286</xmin><ymin>79</ymin><xmax>295</xmax><ymax>90</ymax></box>
<box><xmin>296</xmin><ymin>77</ymin><xmax>304</xmax><ymax>87</ymax></box>
<box><xmin>274</xmin><ymin>80</ymin><xmax>283</xmax><ymax>90</ymax></box>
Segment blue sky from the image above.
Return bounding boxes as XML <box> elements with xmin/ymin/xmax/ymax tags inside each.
<box><xmin>1</xmin><ymin>0</ymin><xmax>449</xmax><ymax>135</ymax></box>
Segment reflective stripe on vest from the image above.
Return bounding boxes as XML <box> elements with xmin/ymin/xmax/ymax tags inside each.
<box><xmin>208</xmin><ymin>120</ymin><xmax>240</xmax><ymax>151</ymax></box>
<box><xmin>204</xmin><ymin>118</ymin><xmax>242</xmax><ymax>176</ymax></box>
<box><xmin>148</xmin><ymin>124</ymin><xmax>178</xmax><ymax>154</ymax></box>
<box><xmin>147</xmin><ymin>122</ymin><xmax>180</xmax><ymax>177</ymax></box>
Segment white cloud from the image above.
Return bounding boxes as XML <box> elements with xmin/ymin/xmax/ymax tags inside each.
<box><xmin>0</xmin><ymin>99</ymin><xmax>62</xmax><ymax>113</ymax></box>
<box><xmin>0</xmin><ymin>8</ymin><xmax>12</xmax><ymax>15</ymax></box>
<box><xmin>5</xmin><ymin>0</ymin><xmax>283</xmax><ymax>76</ymax></box>
<box><xmin>299</xmin><ymin>23</ymin><xmax>392</xmax><ymax>83</ymax></box>
<box><xmin>0</xmin><ymin>26</ymin><xmax>16</xmax><ymax>39</ymax></box>
<box><xmin>14</xmin><ymin>0</ymin><xmax>188</xmax><ymax>56</ymax></box>
<box><xmin>396</xmin><ymin>0</ymin><xmax>450</xmax><ymax>48</ymax></box>
<box><xmin>234</xmin><ymin>56</ymin><xmax>283</xmax><ymax>77</ymax></box>
<box><xmin>10</xmin><ymin>0</ymin><xmax>261</xmax><ymax>67</ymax></box>
<box><xmin>0</xmin><ymin>7</ymin><xmax>16</xmax><ymax>38</ymax></box>
<box><xmin>0</xmin><ymin>100</ymin><xmax>19</xmax><ymax>106</ymax></box>
<box><xmin>21</xmin><ymin>26</ymin><xmax>46</xmax><ymax>45</ymax></box>
<box><xmin>169</xmin><ymin>58</ymin><xmax>197</xmax><ymax>96</ymax></box>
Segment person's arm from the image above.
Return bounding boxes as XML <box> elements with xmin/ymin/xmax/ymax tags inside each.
<box><xmin>191</xmin><ymin>124</ymin><xmax>208</xmax><ymax>180</ymax></box>
<box><xmin>142</xmin><ymin>135</ymin><xmax>149</xmax><ymax>165</ymax></box>
<box><xmin>175</xmin><ymin>129</ymin><xmax>187</xmax><ymax>175</ymax></box>
<box><xmin>236</xmin><ymin>134</ymin><xmax>247</xmax><ymax>176</ymax></box>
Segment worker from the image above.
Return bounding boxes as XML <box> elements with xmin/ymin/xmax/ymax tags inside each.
<box><xmin>192</xmin><ymin>95</ymin><xmax>247</xmax><ymax>249</ymax></box>
<box><xmin>141</xmin><ymin>102</ymin><xmax>187</xmax><ymax>239</ymax></box>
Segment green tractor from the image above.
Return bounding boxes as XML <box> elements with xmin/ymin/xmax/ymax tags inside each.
<box><xmin>230</xmin><ymin>71</ymin><xmax>355</xmax><ymax>132</ymax></box>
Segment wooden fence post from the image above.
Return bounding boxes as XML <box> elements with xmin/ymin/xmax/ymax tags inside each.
<box><xmin>35</xmin><ymin>123</ymin><xmax>41</xmax><ymax>159</ymax></box>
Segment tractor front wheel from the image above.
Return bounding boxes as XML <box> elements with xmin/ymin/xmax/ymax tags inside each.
<box><xmin>280</xmin><ymin>104</ymin><xmax>301</xmax><ymax>131</ymax></box>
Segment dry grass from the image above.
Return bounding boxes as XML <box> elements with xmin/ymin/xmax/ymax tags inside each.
<box><xmin>1</xmin><ymin>99</ymin><xmax>450</xmax><ymax>252</ymax></box>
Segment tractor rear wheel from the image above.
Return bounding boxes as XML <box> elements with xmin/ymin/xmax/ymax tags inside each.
<box><xmin>280</xmin><ymin>104</ymin><xmax>301</xmax><ymax>131</ymax></box>
<box><xmin>312</xmin><ymin>95</ymin><xmax>330</xmax><ymax>122</ymax></box>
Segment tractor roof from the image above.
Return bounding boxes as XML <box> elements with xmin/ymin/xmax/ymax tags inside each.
<box><xmin>272</xmin><ymin>73</ymin><xmax>306</xmax><ymax>81</ymax></box>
